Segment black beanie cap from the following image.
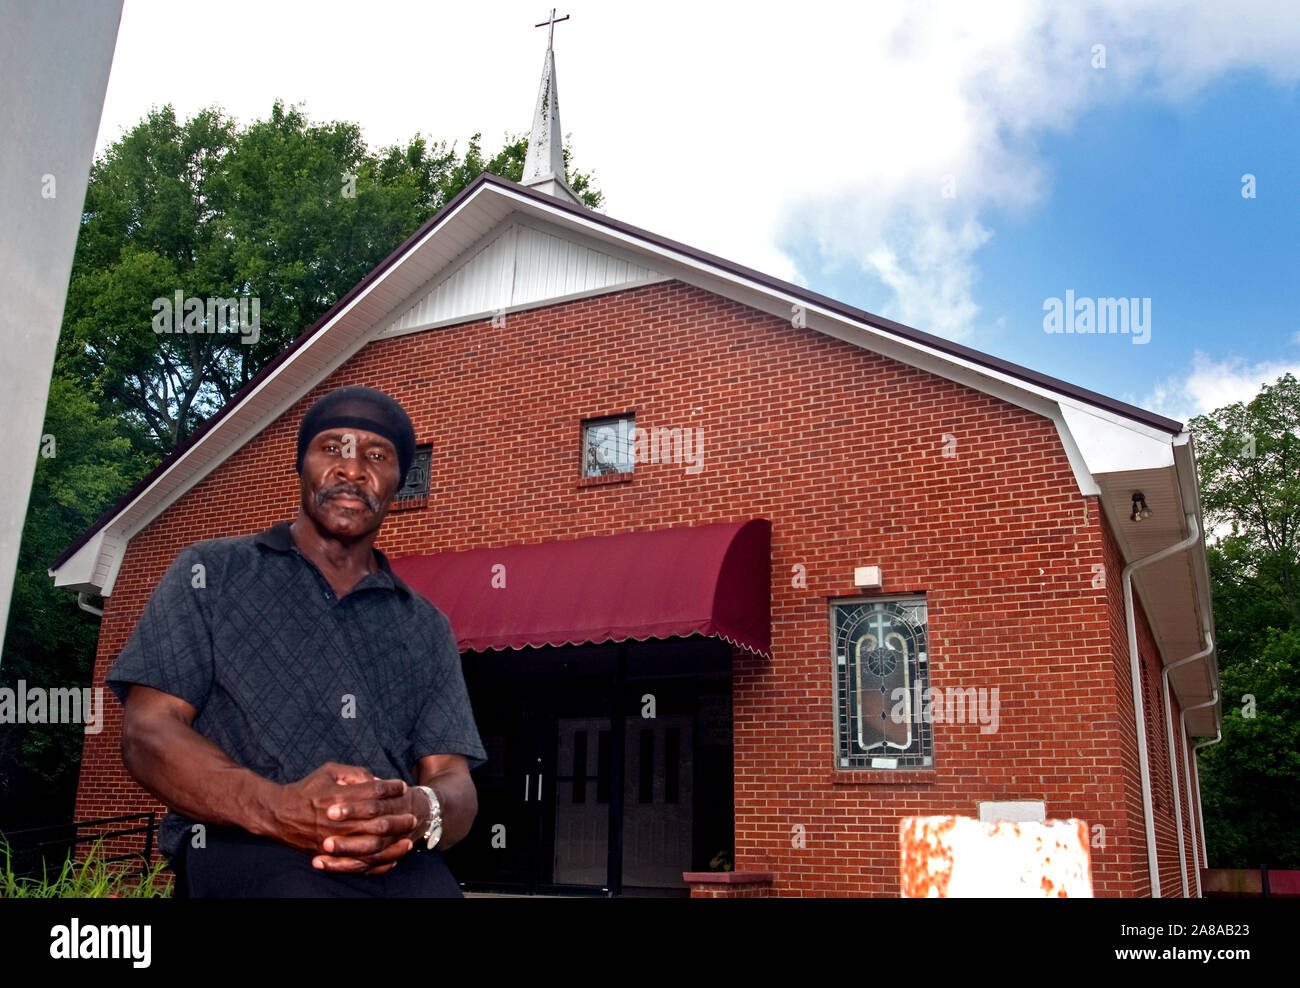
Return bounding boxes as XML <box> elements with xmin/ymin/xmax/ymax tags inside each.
<box><xmin>295</xmin><ymin>386</ymin><xmax>416</xmax><ymax>480</ymax></box>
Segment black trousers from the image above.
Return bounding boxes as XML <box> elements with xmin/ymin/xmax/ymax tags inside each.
<box><xmin>170</xmin><ymin>825</ymin><xmax>463</xmax><ymax>898</ymax></box>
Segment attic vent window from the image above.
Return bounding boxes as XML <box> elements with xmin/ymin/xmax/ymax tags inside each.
<box><xmin>581</xmin><ymin>415</ymin><xmax>635</xmax><ymax>479</ymax></box>
<box><xmin>391</xmin><ymin>444</ymin><xmax>433</xmax><ymax>510</ymax></box>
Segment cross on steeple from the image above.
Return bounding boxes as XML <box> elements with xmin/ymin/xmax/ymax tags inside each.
<box><xmin>535</xmin><ymin>8</ymin><xmax>569</xmax><ymax>52</ymax></box>
<box><xmin>521</xmin><ymin>7</ymin><xmax>582</xmax><ymax>205</ymax></box>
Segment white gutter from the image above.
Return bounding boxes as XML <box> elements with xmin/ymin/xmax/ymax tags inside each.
<box><xmin>1163</xmin><ymin>635</ymin><xmax>1213</xmax><ymax>898</ymax></box>
<box><xmin>1171</xmin><ymin>433</ymin><xmax>1222</xmax><ymax>736</ymax></box>
<box><xmin>1180</xmin><ymin>694</ymin><xmax>1219</xmax><ymax>897</ymax></box>
<box><xmin>1191</xmin><ymin>727</ymin><xmax>1223</xmax><ymax>888</ymax></box>
<box><xmin>76</xmin><ymin>591</ymin><xmax>103</xmax><ymax>617</ymax></box>
<box><xmin>1122</xmin><ymin>512</ymin><xmax>1201</xmax><ymax>898</ymax></box>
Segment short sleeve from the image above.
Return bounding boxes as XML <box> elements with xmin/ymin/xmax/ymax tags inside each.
<box><xmin>106</xmin><ymin>545</ymin><xmax>215</xmax><ymax>712</ymax></box>
<box><xmin>407</xmin><ymin>607</ymin><xmax>488</xmax><ymax>771</ymax></box>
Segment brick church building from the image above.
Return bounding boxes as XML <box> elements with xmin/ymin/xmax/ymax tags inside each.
<box><xmin>52</xmin><ymin>32</ymin><xmax>1220</xmax><ymax>897</ymax></box>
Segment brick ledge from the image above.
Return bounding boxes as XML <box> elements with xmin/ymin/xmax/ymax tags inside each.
<box><xmin>577</xmin><ymin>471</ymin><xmax>634</xmax><ymax>488</ymax></box>
<box><xmin>830</xmin><ymin>769</ymin><xmax>938</xmax><ymax>785</ymax></box>
<box><xmin>682</xmin><ymin>871</ymin><xmax>775</xmax><ymax>884</ymax></box>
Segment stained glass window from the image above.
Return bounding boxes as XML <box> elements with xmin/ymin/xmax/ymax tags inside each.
<box><xmin>833</xmin><ymin>597</ymin><xmax>932</xmax><ymax>769</ymax></box>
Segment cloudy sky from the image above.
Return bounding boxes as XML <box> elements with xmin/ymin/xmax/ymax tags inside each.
<box><xmin>94</xmin><ymin>0</ymin><xmax>1300</xmax><ymax>425</ymax></box>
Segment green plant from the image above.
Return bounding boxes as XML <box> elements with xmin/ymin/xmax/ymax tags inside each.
<box><xmin>0</xmin><ymin>838</ymin><xmax>172</xmax><ymax>898</ymax></box>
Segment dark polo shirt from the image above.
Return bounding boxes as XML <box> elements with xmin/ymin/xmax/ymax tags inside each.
<box><xmin>107</xmin><ymin>521</ymin><xmax>487</xmax><ymax>895</ymax></box>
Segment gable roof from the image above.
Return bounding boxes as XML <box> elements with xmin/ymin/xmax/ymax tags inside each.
<box><xmin>52</xmin><ymin>171</ymin><xmax>1182</xmax><ymax>575</ymax></box>
<box><xmin>48</xmin><ymin>171</ymin><xmax>1216</xmax><ymax>732</ymax></box>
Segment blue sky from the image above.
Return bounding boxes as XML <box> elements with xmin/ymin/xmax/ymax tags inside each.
<box><xmin>780</xmin><ymin>71</ymin><xmax>1300</xmax><ymax>426</ymax></box>
<box><xmin>94</xmin><ymin>1</ymin><xmax>1300</xmax><ymax>425</ymax></box>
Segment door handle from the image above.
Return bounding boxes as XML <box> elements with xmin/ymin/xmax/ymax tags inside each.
<box><xmin>522</xmin><ymin>773</ymin><xmax>544</xmax><ymax>801</ymax></box>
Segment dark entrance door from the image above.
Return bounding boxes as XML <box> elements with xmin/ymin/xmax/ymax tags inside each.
<box><xmin>456</xmin><ymin>703</ymin><xmax>552</xmax><ymax>892</ymax></box>
<box><xmin>443</xmin><ymin>638</ymin><xmax>731</xmax><ymax>896</ymax></box>
<box><xmin>442</xmin><ymin>643</ymin><xmax>615</xmax><ymax>894</ymax></box>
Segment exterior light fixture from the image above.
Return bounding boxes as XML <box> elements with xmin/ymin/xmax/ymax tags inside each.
<box><xmin>1130</xmin><ymin>491</ymin><xmax>1152</xmax><ymax>522</ymax></box>
<box><xmin>854</xmin><ymin>566</ymin><xmax>883</xmax><ymax>589</ymax></box>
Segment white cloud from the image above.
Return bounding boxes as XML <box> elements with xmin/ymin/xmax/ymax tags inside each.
<box><xmin>595</xmin><ymin>0</ymin><xmax>1300</xmax><ymax>342</ymax></box>
<box><xmin>1141</xmin><ymin>351</ymin><xmax>1300</xmax><ymax>423</ymax></box>
<box><xmin>755</xmin><ymin>1</ymin><xmax>1300</xmax><ymax>342</ymax></box>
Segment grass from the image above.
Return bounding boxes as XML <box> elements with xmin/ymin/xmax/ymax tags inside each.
<box><xmin>0</xmin><ymin>838</ymin><xmax>173</xmax><ymax>898</ymax></box>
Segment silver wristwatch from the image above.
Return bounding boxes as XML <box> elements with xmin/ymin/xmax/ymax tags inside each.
<box><xmin>415</xmin><ymin>785</ymin><xmax>443</xmax><ymax>850</ymax></box>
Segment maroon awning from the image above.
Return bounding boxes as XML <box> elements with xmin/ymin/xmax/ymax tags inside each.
<box><xmin>388</xmin><ymin>519</ymin><xmax>771</xmax><ymax>657</ymax></box>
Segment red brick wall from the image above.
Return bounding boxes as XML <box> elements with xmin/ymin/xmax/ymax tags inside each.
<box><xmin>75</xmin><ymin>278</ymin><xmax>1190</xmax><ymax>895</ymax></box>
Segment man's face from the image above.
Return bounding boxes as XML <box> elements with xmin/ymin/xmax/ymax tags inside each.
<box><xmin>298</xmin><ymin>427</ymin><xmax>403</xmax><ymax>540</ymax></box>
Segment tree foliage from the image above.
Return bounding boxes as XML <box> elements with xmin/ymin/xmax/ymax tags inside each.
<box><xmin>1192</xmin><ymin>372</ymin><xmax>1300</xmax><ymax>656</ymax></box>
<box><xmin>1189</xmin><ymin>372</ymin><xmax>1300</xmax><ymax>868</ymax></box>
<box><xmin>1</xmin><ymin>376</ymin><xmax>151</xmax><ymax>827</ymax></box>
<box><xmin>57</xmin><ymin>101</ymin><xmax>601</xmax><ymax>456</ymax></box>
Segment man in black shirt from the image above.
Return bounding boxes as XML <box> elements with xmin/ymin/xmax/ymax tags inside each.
<box><xmin>108</xmin><ymin>386</ymin><xmax>486</xmax><ymax>897</ymax></box>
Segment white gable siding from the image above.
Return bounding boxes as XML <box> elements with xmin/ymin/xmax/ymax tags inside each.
<box><xmin>378</xmin><ymin>220</ymin><xmax>665</xmax><ymax>337</ymax></box>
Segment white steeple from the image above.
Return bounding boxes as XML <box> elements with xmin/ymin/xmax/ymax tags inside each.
<box><xmin>521</xmin><ymin>9</ymin><xmax>583</xmax><ymax>206</ymax></box>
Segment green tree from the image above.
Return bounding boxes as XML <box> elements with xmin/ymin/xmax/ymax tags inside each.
<box><xmin>58</xmin><ymin>106</ymin><xmax>237</xmax><ymax>456</ymax></box>
<box><xmin>0</xmin><ymin>376</ymin><xmax>151</xmax><ymax>828</ymax></box>
<box><xmin>1198</xmin><ymin>628</ymin><xmax>1300</xmax><ymax>868</ymax></box>
<box><xmin>58</xmin><ymin>102</ymin><xmax>601</xmax><ymax>457</ymax></box>
<box><xmin>1189</xmin><ymin>371</ymin><xmax>1300</xmax><ymax>867</ymax></box>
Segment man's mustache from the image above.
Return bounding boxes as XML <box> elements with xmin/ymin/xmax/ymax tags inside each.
<box><xmin>315</xmin><ymin>484</ymin><xmax>380</xmax><ymax>512</ymax></box>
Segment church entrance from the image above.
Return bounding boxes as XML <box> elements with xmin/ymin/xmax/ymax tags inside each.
<box><xmin>443</xmin><ymin>636</ymin><xmax>733</xmax><ymax>896</ymax></box>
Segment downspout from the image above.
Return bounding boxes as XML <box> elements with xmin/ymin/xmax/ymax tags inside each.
<box><xmin>1122</xmin><ymin>512</ymin><xmax>1200</xmax><ymax>899</ymax></box>
<box><xmin>1181</xmin><ymin>695</ymin><xmax>1218</xmax><ymax>896</ymax></box>
<box><xmin>1163</xmin><ymin>635</ymin><xmax>1213</xmax><ymax>899</ymax></box>
<box><xmin>77</xmin><ymin>591</ymin><xmax>103</xmax><ymax>617</ymax></box>
<box><xmin>1191</xmin><ymin>728</ymin><xmax>1223</xmax><ymax>889</ymax></box>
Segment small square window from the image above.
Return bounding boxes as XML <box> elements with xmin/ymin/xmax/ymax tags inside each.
<box><xmin>581</xmin><ymin>416</ymin><xmax>635</xmax><ymax>477</ymax></box>
<box><xmin>833</xmin><ymin>596</ymin><xmax>933</xmax><ymax>769</ymax></box>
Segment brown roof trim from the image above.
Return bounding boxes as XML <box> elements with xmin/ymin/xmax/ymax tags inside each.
<box><xmin>52</xmin><ymin>172</ymin><xmax>1183</xmax><ymax>571</ymax></box>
